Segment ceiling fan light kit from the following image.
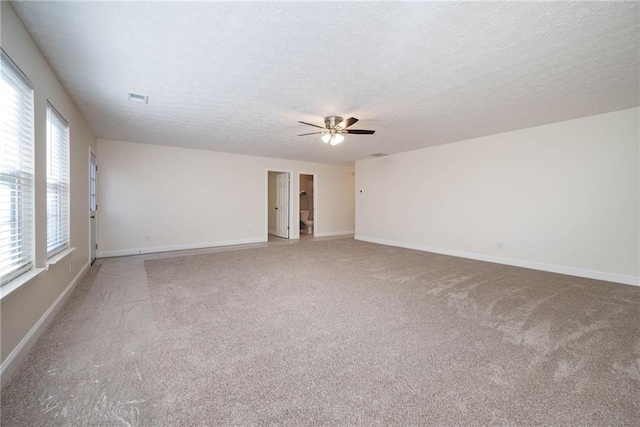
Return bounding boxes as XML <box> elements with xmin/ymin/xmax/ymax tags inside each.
<box><xmin>322</xmin><ymin>133</ymin><xmax>344</xmax><ymax>145</ymax></box>
<box><xmin>298</xmin><ymin>116</ymin><xmax>375</xmax><ymax>146</ymax></box>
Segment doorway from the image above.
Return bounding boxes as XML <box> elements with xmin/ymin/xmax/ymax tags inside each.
<box><xmin>89</xmin><ymin>149</ymin><xmax>97</xmax><ymax>264</ymax></box>
<box><xmin>267</xmin><ymin>171</ymin><xmax>290</xmax><ymax>239</ymax></box>
<box><xmin>299</xmin><ymin>173</ymin><xmax>315</xmax><ymax>237</ymax></box>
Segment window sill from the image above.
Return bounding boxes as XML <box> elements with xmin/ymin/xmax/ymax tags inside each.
<box><xmin>0</xmin><ymin>267</ymin><xmax>46</xmax><ymax>301</ymax></box>
<box><xmin>47</xmin><ymin>247</ymin><xmax>76</xmax><ymax>266</ymax></box>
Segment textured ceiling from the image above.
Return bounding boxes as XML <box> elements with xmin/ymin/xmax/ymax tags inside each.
<box><xmin>11</xmin><ymin>1</ymin><xmax>640</xmax><ymax>165</ymax></box>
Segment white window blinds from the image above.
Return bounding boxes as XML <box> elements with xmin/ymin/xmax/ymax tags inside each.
<box><xmin>1</xmin><ymin>50</ymin><xmax>35</xmax><ymax>286</ymax></box>
<box><xmin>46</xmin><ymin>103</ymin><xmax>70</xmax><ymax>258</ymax></box>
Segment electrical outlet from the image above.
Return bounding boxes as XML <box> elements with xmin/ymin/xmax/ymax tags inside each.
<box><xmin>497</xmin><ymin>242</ymin><xmax>504</xmax><ymax>250</ymax></box>
<box><xmin>145</xmin><ymin>235</ymin><xmax>150</xmax><ymax>242</ymax></box>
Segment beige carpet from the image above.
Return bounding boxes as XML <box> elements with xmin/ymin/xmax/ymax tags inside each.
<box><xmin>1</xmin><ymin>239</ymin><xmax>639</xmax><ymax>425</ymax></box>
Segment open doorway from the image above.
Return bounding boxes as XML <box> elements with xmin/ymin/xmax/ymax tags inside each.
<box><xmin>299</xmin><ymin>173</ymin><xmax>315</xmax><ymax>238</ymax></box>
<box><xmin>267</xmin><ymin>171</ymin><xmax>290</xmax><ymax>239</ymax></box>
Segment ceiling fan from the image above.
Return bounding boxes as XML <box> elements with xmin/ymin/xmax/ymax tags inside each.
<box><xmin>298</xmin><ymin>116</ymin><xmax>375</xmax><ymax>145</ymax></box>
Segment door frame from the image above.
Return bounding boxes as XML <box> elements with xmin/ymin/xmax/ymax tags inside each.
<box><xmin>298</xmin><ymin>172</ymin><xmax>318</xmax><ymax>237</ymax></box>
<box><xmin>275</xmin><ymin>172</ymin><xmax>290</xmax><ymax>239</ymax></box>
<box><xmin>265</xmin><ymin>169</ymin><xmax>294</xmax><ymax>239</ymax></box>
<box><xmin>88</xmin><ymin>147</ymin><xmax>97</xmax><ymax>263</ymax></box>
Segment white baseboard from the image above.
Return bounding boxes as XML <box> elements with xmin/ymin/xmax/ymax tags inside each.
<box><xmin>1</xmin><ymin>261</ymin><xmax>90</xmax><ymax>389</ymax></box>
<box><xmin>315</xmin><ymin>230</ymin><xmax>355</xmax><ymax>237</ymax></box>
<box><xmin>97</xmin><ymin>237</ymin><xmax>268</xmax><ymax>258</ymax></box>
<box><xmin>355</xmin><ymin>235</ymin><xmax>639</xmax><ymax>287</ymax></box>
<box><xmin>268</xmin><ymin>230</ymin><xmax>276</xmax><ymax>236</ymax></box>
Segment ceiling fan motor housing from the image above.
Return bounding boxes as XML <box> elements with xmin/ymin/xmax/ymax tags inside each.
<box><xmin>324</xmin><ymin>116</ymin><xmax>344</xmax><ymax>129</ymax></box>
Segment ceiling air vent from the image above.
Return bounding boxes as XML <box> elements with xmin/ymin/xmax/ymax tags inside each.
<box><xmin>128</xmin><ymin>92</ymin><xmax>148</xmax><ymax>104</ymax></box>
<box><xmin>369</xmin><ymin>153</ymin><xmax>387</xmax><ymax>157</ymax></box>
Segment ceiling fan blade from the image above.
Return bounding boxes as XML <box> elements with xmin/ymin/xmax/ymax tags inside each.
<box><xmin>345</xmin><ymin>129</ymin><xmax>375</xmax><ymax>134</ymax></box>
<box><xmin>298</xmin><ymin>121</ymin><xmax>326</xmax><ymax>129</ymax></box>
<box><xmin>338</xmin><ymin>117</ymin><xmax>359</xmax><ymax>128</ymax></box>
<box><xmin>298</xmin><ymin>132</ymin><xmax>323</xmax><ymax>136</ymax></box>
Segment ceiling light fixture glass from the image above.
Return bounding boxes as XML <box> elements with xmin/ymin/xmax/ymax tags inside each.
<box><xmin>330</xmin><ymin>134</ymin><xmax>345</xmax><ymax>145</ymax></box>
<box><xmin>322</xmin><ymin>133</ymin><xmax>345</xmax><ymax>145</ymax></box>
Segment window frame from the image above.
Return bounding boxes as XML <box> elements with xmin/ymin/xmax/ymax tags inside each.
<box><xmin>0</xmin><ymin>49</ymin><xmax>36</xmax><ymax>286</ymax></box>
<box><xmin>45</xmin><ymin>102</ymin><xmax>70</xmax><ymax>259</ymax></box>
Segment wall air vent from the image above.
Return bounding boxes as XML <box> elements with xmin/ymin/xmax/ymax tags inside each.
<box><xmin>128</xmin><ymin>92</ymin><xmax>148</xmax><ymax>104</ymax></box>
<box><xmin>369</xmin><ymin>153</ymin><xmax>387</xmax><ymax>157</ymax></box>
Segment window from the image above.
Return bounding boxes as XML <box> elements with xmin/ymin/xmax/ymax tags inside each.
<box><xmin>46</xmin><ymin>103</ymin><xmax>70</xmax><ymax>258</ymax></box>
<box><xmin>0</xmin><ymin>50</ymin><xmax>35</xmax><ymax>286</ymax></box>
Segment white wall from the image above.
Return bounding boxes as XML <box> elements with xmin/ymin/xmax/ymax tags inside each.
<box><xmin>1</xmin><ymin>3</ymin><xmax>96</xmax><ymax>374</ymax></box>
<box><xmin>356</xmin><ymin>108</ymin><xmax>639</xmax><ymax>286</ymax></box>
<box><xmin>97</xmin><ymin>139</ymin><xmax>355</xmax><ymax>256</ymax></box>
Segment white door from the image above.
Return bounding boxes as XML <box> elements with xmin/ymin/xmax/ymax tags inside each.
<box><xmin>89</xmin><ymin>151</ymin><xmax>97</xmax><ymax>264</ymax></box>
<box><xmin>275</xmin><ymin>173</ymin><xmax>289</xmax><ymax>238</ymax></box>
